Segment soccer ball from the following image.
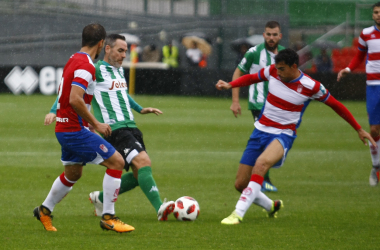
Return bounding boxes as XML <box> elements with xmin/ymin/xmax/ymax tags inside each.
<box><xmin>173</xmin><ymin>196</ymin><xmax>200</xmax><ymax>221</ymax></box>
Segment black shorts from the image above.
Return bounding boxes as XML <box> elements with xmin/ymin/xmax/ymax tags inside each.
<box><xmin>105</xmin><ymin>127</ymin><xmax>146</xmax><ymax>171</ymax></box>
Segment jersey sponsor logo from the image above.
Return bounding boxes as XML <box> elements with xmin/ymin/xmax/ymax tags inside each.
<box><xmin>56</xmin><ymin>117</ymin><xmax>69</xmax><ymax>122</ymax></box>
<box><xmin>109</xmin><ymin>80</ymin><xmax>127</xmax><ymax>90</ymax></box>
<box><xmin>149</xmin><ymin>186</ymin><xmax>159</xmax><ymax>192</ymax></box>
<box><xmin>100</xmin><ymin>144</ymin><xmax>108</xmax><ymax>153</ymax></box>
<box><xmin>242</xmin><ymin>187</ymin><xmax>252</xmax><ymax>195</ymax></box>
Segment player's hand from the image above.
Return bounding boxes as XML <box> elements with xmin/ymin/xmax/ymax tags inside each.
<box><xmin>216</xmin><ymin>80</ymin><xmax>232</xmax><ymax>90</ymax></box>
<box><xmin>93</xmin><ymin>122</ymin><xmax>112</xmax><ymax>137</ymax></box>
<box><xmin>230</xmin><ymin>102</ymin><xmax>241</xmax><ymax>118</ymax></box>
<box><xmin>357</xmin><ymin>128</ymin><xmax>377</xmax><ymax>147</ymax></box>
<box><xmin>337</xmin><ymin>68</ymin><xmax>350</xmax><ymax>82</ymax></box>
<box><xmin>140</xmin><ymin>107</ymin><xmax>163</xmax><ymax>116</ymax></box>
<box><xmin>88</xmin><ymin>123</ymin><xmax>96</xmax><ymax>133</ymax></box>
<box><xmin>44</xmin><ymin>113</ymin><xmax>56</xmax><ymax>126</ymax></box>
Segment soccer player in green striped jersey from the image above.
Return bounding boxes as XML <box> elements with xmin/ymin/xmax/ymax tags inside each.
<box><xmin>45</xmin><ymin>34</ymin><xmax>175</xmax><ymax>221</ymax></box>
<box><xmin>230</xmin><ymin>21</ymin><xmax>284</xmax><ymax>193</ymax></box>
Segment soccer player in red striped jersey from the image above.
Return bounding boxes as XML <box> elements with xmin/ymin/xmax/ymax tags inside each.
<box><xmin>338</xmin><ymin>2</ymin><xmax>380</xmax><ymax>186</ymax></box>
<box><xmin>33</xmin><ymin>24</ymin><xmax>134</xmax><ymax>233</ymax></box>
<box><xmin>216</xmin><ymin>48</ymin><xmax>376</xmax><ymax>225</ymax></box>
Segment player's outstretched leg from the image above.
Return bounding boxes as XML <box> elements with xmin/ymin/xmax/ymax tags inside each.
<box><xmin>157</xmin><ymin>198</ymin><xmax>175</xmax><ymax>221</ymax></box>
<box><xmin>33</xmin><ymin>205</ymin><xmax>57</xmax><ymax>231</ymax></box>
<box><xmin>100</xmin><ymin>214</ymin><xmax>135</xmax><ymax>233</ymax></box>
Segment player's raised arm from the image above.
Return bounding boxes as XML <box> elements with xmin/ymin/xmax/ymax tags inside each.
<box><xmin>323</xmin><ymin>94</ymin><xmax>376</xmax><ymax>146</ymax></box>
<box><xmin>69</xmin><ymin>85</ymin><xmax>111</xmax><ymax>137</ymax></box>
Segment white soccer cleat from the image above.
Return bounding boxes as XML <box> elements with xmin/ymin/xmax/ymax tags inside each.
<box><xmin>157</xmin><ymin>198</ymin><xmax>175</xmax><ymax>221</ymax></box>
<box><xmin>369</xmin><ymin>167</ymin><xmax>379</xmax><ymax>186</ymax></box>
<box><xmin>89</xmin><ymin>191</ymin><xmax>103</xmax><ymax>217</ymax></box>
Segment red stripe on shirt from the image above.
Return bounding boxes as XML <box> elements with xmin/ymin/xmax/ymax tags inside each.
<box><xmin>259</xmin><ymin>114</ymin><xmax>296</xmax><ymax>131</ymax></box>
<box><xmin>266</xmin><ymin>93</ymin><xmax>304</xmax><ymax>112</ymax></box>
<box><xmin>368</xmin><ymin>52</ymin><xmax>380</xmax><ymax>61</ymax></box>
<box><xmin>367</xmin><ymin>73</ymin><xmax>380</xmax><ymax>81</ymax></box>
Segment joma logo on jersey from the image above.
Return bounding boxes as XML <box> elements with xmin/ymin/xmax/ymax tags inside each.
<box><xmin>109</xmin><ymin>80</ymin><xmax>127</xmax><ymax>90</ymax></box>
<box><xmin>56</xmin><ymin>117</ymin><xmax>69</xmax><ymax>122</ymax></box>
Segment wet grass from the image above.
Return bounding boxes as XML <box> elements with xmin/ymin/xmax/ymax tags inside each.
<box><xmin>0</xmin><ymin>94</ymin><xmax>379</xmax><ymax>249</ymax></box>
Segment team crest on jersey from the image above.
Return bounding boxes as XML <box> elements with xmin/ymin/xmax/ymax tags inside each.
<box><xmin>297</xmin><ymin>84</ymin><xmax>303</xmax><ymax>93</ymax></box>
<box><xmin>100</xmin><ymin>144</ymin><xmax>108</xmax><ymax>153</ymax></box>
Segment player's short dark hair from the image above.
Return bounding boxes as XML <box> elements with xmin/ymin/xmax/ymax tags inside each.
<box><xmin>81</xmin><ymin>23</ymin><xmax>106</xmax><ymax>47</ymax></box>
<box><xmin>104</xmin><ymin>34</ymin><xmax>126</xmax><ymax>49</ymax></box>
<box><xmin>265</xmin><ymin>21</ymin><xmax>281</xmax><ymax>30</ymax></box>
<box><xmin>275</xmin><ymin>48</ymin><xmax>299</xmax><ymax>67</ymax></box>
<box><xmin>372</xmin><ymin>2</ymin><xmax>380</xmax><ymax>9</ymax></box>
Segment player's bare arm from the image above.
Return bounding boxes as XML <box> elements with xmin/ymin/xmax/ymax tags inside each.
<box><xmin>140</xmin><ymin>108</ymin><xmax>163</xmax><ymax>116</ymax></box>
<box><xmin>337</xmin><ymin>68</ymin><xmax>350</xmax><ymax>82</ymax></box>
<box><xmin>230</xmin><ymin>68</ymin><xmax>245</xmax><ymax>118</ymax></box>
<box><xmin>216</xmin><ymin>80</ymin><xmax>232</xmax><ymax>90</ymax></box>
<box><xmin>69</xmin><ymin>85</ymin><xmax>112</xmax><ymax>137</ymax></box>
<box><xmin>44</xmin><ymin>113</ymin><xmax>56</xmax><ymax>126</ymax></box>
<box><xmin>357</xmin><ymin>128</ymin><xmax>377</xmax><ymax>147</ymax></box>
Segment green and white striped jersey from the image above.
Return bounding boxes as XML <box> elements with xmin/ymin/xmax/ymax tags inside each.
<box><xmin>237</xmin><ymin>43</ymin><xmax>285</xmax><ymax>111</ymax></box>
<box><xmin>92</xmin><ymin>60</ymin><xmax>142</xmax><ymax>131</ymax></box>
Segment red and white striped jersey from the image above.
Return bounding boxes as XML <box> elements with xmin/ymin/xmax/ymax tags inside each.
<box><xmin>358</xmin><ymin>26</ymin><xmax>380</xmax><ymax>85</ymax></box>
<box><xmin>55</xmin><ymin>52</ymin><xmax>96</xmax><ymax>132</ymax></box>
<box><xmin>253</xmin><ymin>65</ymin><xmax>330</xmax><ymax>136</ymax></box>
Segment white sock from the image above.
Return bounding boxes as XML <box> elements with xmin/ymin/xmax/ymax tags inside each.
<box><xmin>235</xmin><ymin>181</ymin><xmax>261</xmax><ymax>218</ymax></box>
<box><xmin>102</xmin><ymin>170</ymin><xmax>122</xmax><ymax>216</ymax></box>
<box><xmin>369</xmin><ymin>137</ymin><xmax>380</xmax><ymax>167</ymax></box>
<box><xmin>253</xmin><ymin>191</ymin><xmax>273</xmax><ymax>211</ymax></box>
<box><xmin>42</xmin><ymin>173</ymin><xmax>75</xmax><ymax>212</ymax></box>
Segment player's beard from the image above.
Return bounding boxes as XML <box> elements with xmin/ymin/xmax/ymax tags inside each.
<box><xmin>265</xmin><ymin>40</ymin><xmax>278</xmax><ymax>52</ymax></box>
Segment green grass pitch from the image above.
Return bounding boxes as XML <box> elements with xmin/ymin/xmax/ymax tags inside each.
<box><xmin>0</xmin><ymin>94</ymin><xmax>379</xmax><ymax>249</ymax></box>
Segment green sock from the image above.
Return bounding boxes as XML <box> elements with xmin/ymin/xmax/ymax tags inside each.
<box><xmin>264</xmin><ymin>170</ymin><xmax>270</xmax><ymax>180</ymax></box>
<box><xmin>138</xmin><ymin>166</ymin><xmax>162</xmax><ymax>213</ymax></box>
<box><xmin>98</xmin><ymin>172</ymin><xmax>139</xmax><ymax>203</ymax></box>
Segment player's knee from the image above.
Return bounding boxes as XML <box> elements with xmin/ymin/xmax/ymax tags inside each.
<box><xmin>234</xmin><ymin>180</ymin><xmax>246</xmax><ymax>193</ymax></box>
<box><xmin>254</xmin><ymin>158</ymin><xmax>270</xmax><ymax>172</ymax></box>
<box><xmin>132</xmin><ymin>152</ymin><xmax>151</xmax><ymax>168</ymax></box>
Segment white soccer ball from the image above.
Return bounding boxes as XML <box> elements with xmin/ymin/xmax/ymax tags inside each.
<box><xmin>173</xmin><ymin>196</ymin><xmax>200</xmax><ymax>221</ymax></box>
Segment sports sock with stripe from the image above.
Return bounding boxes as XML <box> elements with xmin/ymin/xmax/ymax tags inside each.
<box><xmin>102</xmin><ymin>169</ymin><xmax>122</xmax><ymax>215</ymax></box>
<box><xmin>42</xmin><ymin>172</ymin><xmax>75</xmax><ymax>212</ymax></box>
